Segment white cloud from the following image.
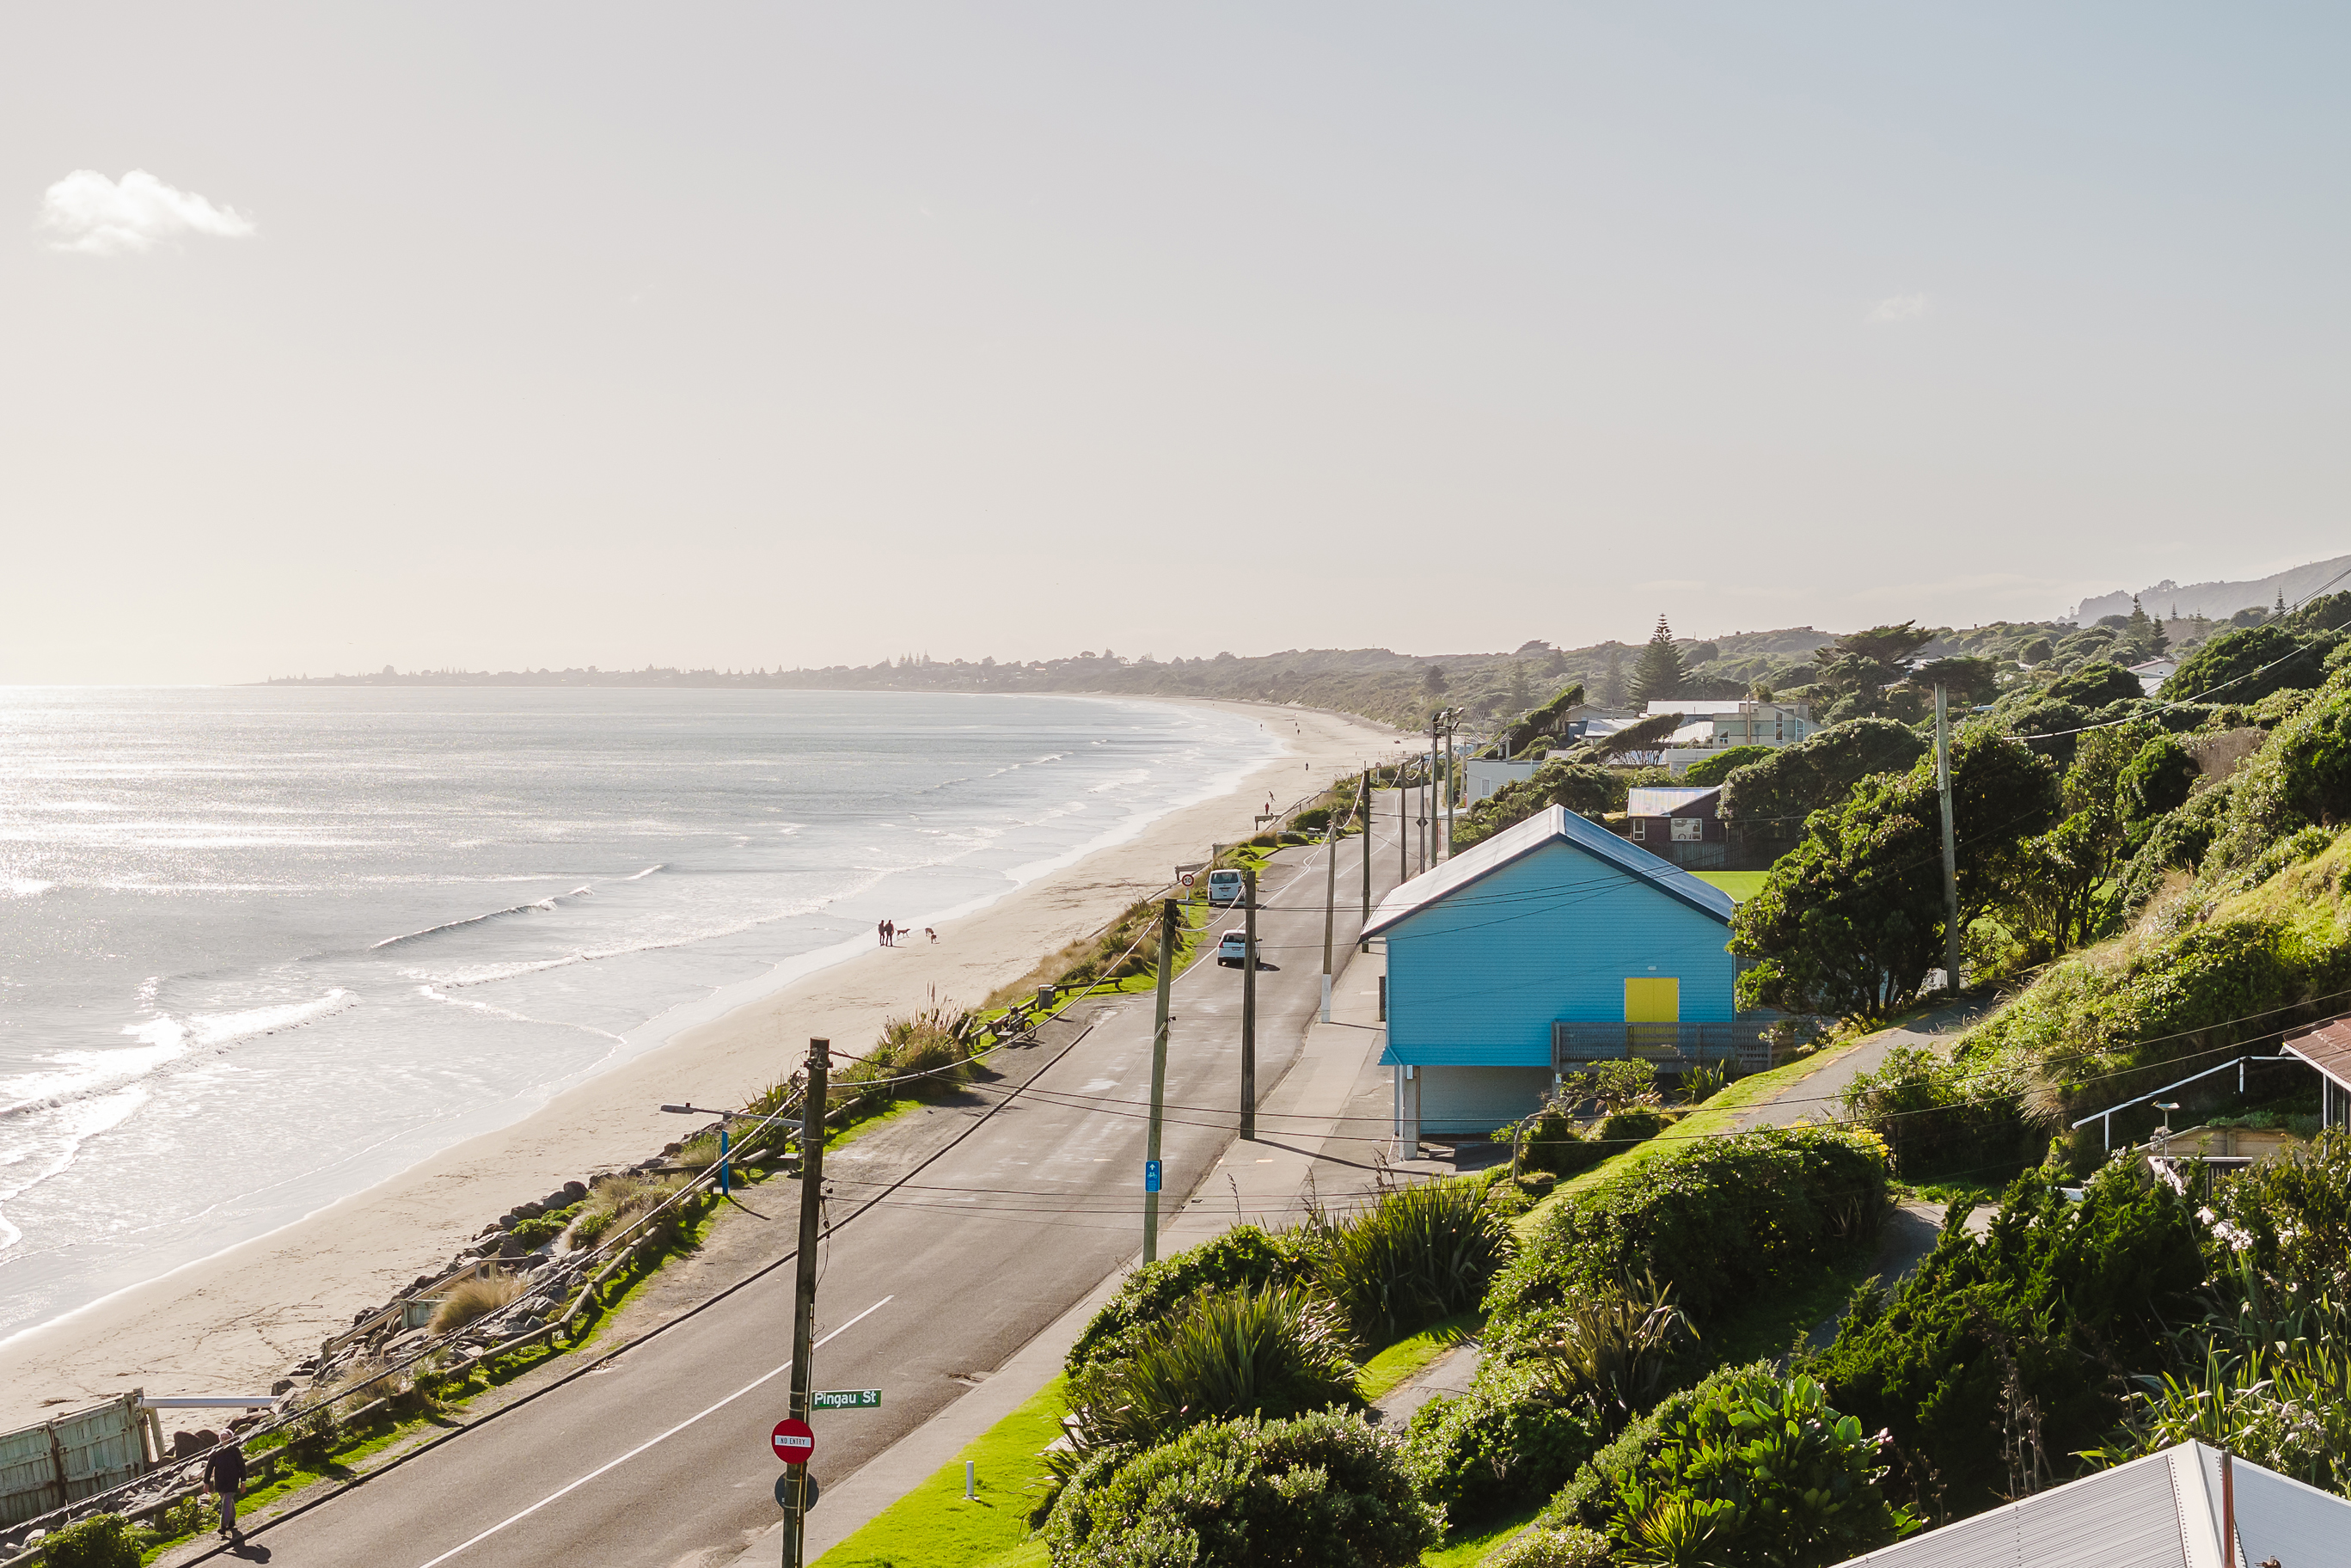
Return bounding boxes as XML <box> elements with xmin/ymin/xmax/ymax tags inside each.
<box><xmin>37</xmin><ymin>169</ymin><xmax>256</xmax><ymax>256</ymax></box>
<box><xmin>1868</xmin><ymin>292</ymin><xmax>1928</xmax><ymax>325</ymax></box>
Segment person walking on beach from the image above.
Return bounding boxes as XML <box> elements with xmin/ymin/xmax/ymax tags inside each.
<box><xmin>881</xmin><ymin>919</ymin><xmax>893</xmax><ymax>946</ymax></box>
<box><xmin>203</xmin><ymin>1437</ymin><xmax>247</xmax><ymax>1542</ymax></box>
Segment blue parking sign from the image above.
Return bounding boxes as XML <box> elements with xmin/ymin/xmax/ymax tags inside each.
<box><xmin>1144</xmin><ymin>1160</ymin><xmax>1162</xmax><ymax>1192</ymax></box>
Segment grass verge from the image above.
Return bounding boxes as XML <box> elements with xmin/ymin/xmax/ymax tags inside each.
<box><xmin>1360</xmin><ymin>1314</ymin><xmax>1479</xmax><ymax>1401</ymax></box>
<box><xmin>1691</xmin><ymin>870</ymin><xmax>1767</xmax><ymax>900</ymax></box>
<box><xmin>1423</xmin><ymin>1500</ymin><xmax>1544</xmax><ymax>1566</ymax></box>
<box><xmin>815</xmin><ymin>1376</ymin><xmax>1068</xmax><ymax>1568</ymax></box>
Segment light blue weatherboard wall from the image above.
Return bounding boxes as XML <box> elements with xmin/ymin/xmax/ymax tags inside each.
<box><xmin>1368</xmin><ymin>805</ymin><xmax>1736</xmax><ymax>1135</ymax></box>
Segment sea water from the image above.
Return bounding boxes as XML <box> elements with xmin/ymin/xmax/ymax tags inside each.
<box><xmin>0</xmin><ymin>687</ymin><xmax>1278</xmax><ymax>1344</ymax></box>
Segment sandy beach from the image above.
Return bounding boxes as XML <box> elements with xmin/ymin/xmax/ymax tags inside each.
<box><xmin>0</xmin><ymin>700</ymin><xmax>1399</xmax><ymax>1427</ymax></box>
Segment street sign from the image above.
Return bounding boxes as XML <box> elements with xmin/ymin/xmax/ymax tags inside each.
<box><xmin>812</xmin><ymin>1388</ymin><xmax>881</xmax><ymax>1411</ymax></box>
<box><xmin>1143</xmin><ymin>1160</ymin><xmax>1162</xmax><ymax>1193</ymax></box>
<box><xmin>771</xmin><ymin>1418</ymin><xmax>815</xmax><ymax>1462</ymax></box>
<box><xmin>1179</xmin><ymin>870</ymin><xmax>1197</xmax><ymax>887</ymax></box>
<box><xmin>774</xmin><ymin>1472</ymin><xmax>821</xmax><ymax>1511</ymax></box>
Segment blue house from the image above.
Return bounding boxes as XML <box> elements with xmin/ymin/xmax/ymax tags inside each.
<box><xmin>1366</xmin><ymin>805</ymin><xmax>1759</xmax><ymax>1141</ymax></box>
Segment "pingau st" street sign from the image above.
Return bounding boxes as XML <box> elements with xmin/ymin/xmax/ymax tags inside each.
<box><xmin>812</xmin><ymin>1388</ymin><xmax>882</xmax><ymax>1411</ymax></box>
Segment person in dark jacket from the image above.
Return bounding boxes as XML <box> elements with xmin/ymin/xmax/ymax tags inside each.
<box><xmin>202</xmin><ymin>1439</ymin><xmax>247</xmax><ymax>1541</ymax></box>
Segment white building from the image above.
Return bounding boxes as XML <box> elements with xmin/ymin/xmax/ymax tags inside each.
<box><xmin>1639</xmin><ymin>700</ymin><xmax>1814</xmax><ymax>776</ymax></box>
<box><xmin>1837</xmin><ymin>1440</ymin><xmax>2348</xmax><ymax>1568</ymax></box>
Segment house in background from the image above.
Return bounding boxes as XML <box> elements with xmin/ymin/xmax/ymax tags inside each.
<box><xmin>1619</xmin><ymin>785</ymin><xmax>1758</xmax><ymax>870</ymax></box>
<box><xmin>1648</xmin><ymin>699</ymin><xmax>1815</xmax><ymax>775</ymax></box>
<box><xmin>1835</xmin><ymin>1440</ymin><xmax>2351</xmax><ymax>1566</ymax></box>
<box><xmin>1368</xmin><ymin>805</ymin><xmax>1765</xmax><ymax>1142</ymax></box>
<box><xmin>2128</xmin><ymin>656</ymin><xmax>2178</xmax><ymax>695</ymax></box>
<box><xmin>1463</xmin><ymin>756</ymin><xmax>1540</xmax><ymax>805</ymax></box>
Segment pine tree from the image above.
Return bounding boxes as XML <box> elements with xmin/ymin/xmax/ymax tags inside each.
<box><xmin>1628</xmin><ymin>615</ymin><xmax>1690</xmax><ymax>704</ymax></box>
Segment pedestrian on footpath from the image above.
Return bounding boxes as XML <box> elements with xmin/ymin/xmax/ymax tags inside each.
<box><xmin>203</xmin><ymin>1437</ymin><xmax>247</xmax><ymax>1543</ymax></box>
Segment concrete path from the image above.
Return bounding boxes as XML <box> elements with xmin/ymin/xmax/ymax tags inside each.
<box><xmin>1731</xmin><ymin>994</ymin><xmax>2001</xmax><ymax>1132</ymax></box>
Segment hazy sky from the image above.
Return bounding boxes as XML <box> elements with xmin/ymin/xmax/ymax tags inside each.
<box><xmin>5</xmin><ymin>5</ymin><xmax>2347</xmax><ymax>683</ymax></box>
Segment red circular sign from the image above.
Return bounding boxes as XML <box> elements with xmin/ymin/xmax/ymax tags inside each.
<box><xmin>772</xmin><ymin>1418</ymin><xmax>815</xmax><ymax>1463</ymax></box>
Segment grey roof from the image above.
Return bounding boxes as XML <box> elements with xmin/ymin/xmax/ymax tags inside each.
<box><xmin>1838</xmin><ymin>1441</ymin><xmax>2351</xmax><ymax>1568</ymax></box>
<box><xmin>2282</xmin><ymin>1013</ymin><xmax>2351</xmax><ymax>1093</ymax></box>
<box><xmin>1362</xmin><ymin>805</ymin><xmax>1736</xmax><ymax>939</ymax></box>
<box><xmin>1625</xmin><ymin>786</ymin><xmax>1722</xmax><ymax>818</ymax></box>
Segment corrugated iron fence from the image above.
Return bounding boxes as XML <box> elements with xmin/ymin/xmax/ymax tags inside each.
<box><xmin>0</xmin><ymin>1394</ymin><xmax>151</xmax><ymax>1527</ymax></box>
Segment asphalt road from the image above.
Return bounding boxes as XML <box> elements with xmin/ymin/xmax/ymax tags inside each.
<box><xmin>219</xmin><ymin>807</ymin><xmax>1410</xmax><ymax>1568</ymax></box>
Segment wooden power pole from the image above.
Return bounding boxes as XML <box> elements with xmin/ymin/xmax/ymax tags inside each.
<box><xmin>781</xmin><ymin>1037</ymin><xmax>828</xmax><ymax>1568</ymax></box>
<box><xmin>1142</xmin><ymin>898</ymin><xmax>1176</xmax><ymax>1261</ymax></box>
<box><xmin>1935</xmin><ymin>683</ymin><xmax>1960</xmax><ymax>993</ymax></box>
<box><xmin>1241</xmin><ymin>867</ymin><xmax>1257</xmax><ymax>1140</ymax></box>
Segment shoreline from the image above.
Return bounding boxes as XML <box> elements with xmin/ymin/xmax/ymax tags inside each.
<box><xmin>0</xmin><ymin>698</ymin><xmax>1399</xmax><ymax>1427</ymax></box>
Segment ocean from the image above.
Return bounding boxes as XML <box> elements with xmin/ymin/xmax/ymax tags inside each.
<box><xmin>0</xmin><ymin>686</ymin><xmax>1277</xmax><ymax>1345</ymax></box>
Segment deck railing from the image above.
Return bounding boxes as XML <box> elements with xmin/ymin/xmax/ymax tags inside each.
<box><xmin>1552</xmin><ymin>1021</ymin><xmax>1773</xmax><ymax>1074</ymax></box>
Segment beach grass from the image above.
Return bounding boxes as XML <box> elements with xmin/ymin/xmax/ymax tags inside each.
<box><xmin>814</xmin><ymin>1376</ymin><xmax>1069</xmax><ymax>1568</ymax></box>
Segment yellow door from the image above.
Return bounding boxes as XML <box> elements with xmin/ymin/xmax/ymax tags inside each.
<box><xmin>1624</xmin><ymin>977</ymin><xmax>1680</xmax><ymax>1023</ymax></box>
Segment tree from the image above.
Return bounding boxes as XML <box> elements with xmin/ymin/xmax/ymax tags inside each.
<box><xmin>2045</xmin><ymin>660</ymin><xmax>2145</xmax><ymax>708</ymax></box>
<box><xmin>1421</xmin><ymin>664</ymin><xmax>1448</xmax><ymax>701</ymax></box>
<box><xmin>1506</xmin><ymin>683</ymin><xmax>1588</xmax><ymax>760</ymax></box>
<box><xmin>1912</xmin><ymin>654</ymin><xmax>2002</xmax><ymax>707</ymax></box>
<box><xmin>1731</xmin><ymin>729</ymin><xmax>2057</xmax><ymax>1018</ymax></box>
<box><xmin>1628</xmin><ymin>616</ymin><xmax>1688</xmax><ymax>704</ymax></box>
<box><xmin>1681</xmin><ymin>744</ymin><xmax>1773</xmax><ymax>787</ymax></box>
<box><xmin>1713</xmin><ymin>718</ymin><xmax>1929</xmax><ymax>842</ymax></box>
<box><xmin>1809</xmin><ymin>622</ymin><xmax>1935</xmax><ymax>719</ymax></box>
<box><xmin>1575</xmin><ymin>710</ymin><xmax>1683</xmax><ymax>765</ymax></box>
<box><xmin>2126</xmin><ymin>595</ymin><xmax>2167</xmax><ymax>658</ymax></box>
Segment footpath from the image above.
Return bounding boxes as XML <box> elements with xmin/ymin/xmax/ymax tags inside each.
<box><xmin>757</xmin><ymin>928</ymin><xmax>1401</xmax><ymax>1565</ymax></box>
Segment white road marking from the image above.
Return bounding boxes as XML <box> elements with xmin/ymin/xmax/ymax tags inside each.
<box><xmin>413</xmin><ymin>1295</ymin><xmax>893</xmax><ymax>1568</ymax></box>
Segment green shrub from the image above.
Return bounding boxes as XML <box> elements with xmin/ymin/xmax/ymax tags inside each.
<box><xmin>1401</xmin><ymin>1358</ymin><xmax>1607</xmax><ymax>1528</ymax></box>
<box><xmin>2119</xmin><ymin>732</ymin><xmax>2198</xmax><ymax>820</ymax></box>
<box><xmin>1067</xmin><ymin>1225</ymin><xmax>1306</xmax><ymax>1375</ymax></box>
<box><xmin>506</xmin><ymin>1204</ymin><xmax>579</xmax><ymax>1247</ymax></box>
<box><xmin>1524</xmin><ymin>1274</ymin><xmax>1694</xmax><ymax>1433</ymax></box>
<box><xmin>1060</xmin><ymin>1283</ymin><xmax>1361</xmax><ymax>1475</ymax></box>
<box><xmin>1838</xmin><ymin>1046</ymin><xmax>2042</xmax><ymax>1180</ymax></box>
<box><xmin>1544</xmin><ymin>1365</ymin><xmax>1915</xmax><ymax>1565</ymax></box>
<box><xmin>1485</xmin><ymin>1525</ymin><xmax>1613</xmax><ymax>1568</ymax></box>
<box><xmin>1595</xmin><ymin>1107</ymin><xmax>1668</xmax><ymax>1147</ymax></box>
<box><xmin>2162</xmin><ymin>622</ymin><xmax>2339</xmax><ymax>706</ymax></box>
<box><xmin>1812</xmin><ymin>1160</ymin><xmax>2203</xmax><ymax>1520</ymax></box>
<box><xmin>2197</xmin><ymin>1128</ymin><xmax>2351</xmax><ymax>1299</ymax></box>
<box><xmin>1509</xmin><ymin>1112</ymin><xmax>1607</xmax><ymax>1178</ymax></box>
<box><xmin>1309</xmin><ymin>1179</ymin><xmax>1516</xmax><ymax>1346</ymax></box>
<box><xmin>2047</xmin><ymin>660</ymin><xmax>2145</xmax><ymax>708</ymax></box>
<box><xmin>1045</xmin><ymin>1411</ymin><xmax>1439</xmax><ymax>1568</ymax></box>
<box><xmin>1713</xmin><ymin>718</ymin><xmax>1927</xmax><ymax>842</ymax></box>
<box><xmin>1682</xmin><ymin>745</ymin><xmax>1773</xmax><ymax>787</ymax></box>
<box><xmin>37</xmin><ymin>1514</ymin><xmax>141</xmax><ymax>1568</ymax></box>
<box><xmin>1484</xmin><ymin>1128</ymin><xmax>1889</xmax><ymax>1353</ymax></box>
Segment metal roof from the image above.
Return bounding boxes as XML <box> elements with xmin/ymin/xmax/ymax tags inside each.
<box><xmin>1626</xmin><ymin>787</ymin><xmax>1722</xmax><ymax>818</ymax></box>
<box><xmin>2282</xmin><ymin>1014</ymin><xmax>2351</xmax><ymax>1092</ymax></box>
<box><xmin>1362</xmin><ymin>805</ymin><xmax>1735</xmax><ymax>939</ymax></box>
<box><xmin>1837</xmin><ymin>1441</ymin><xmax>2351</xmax><ymax>1568</ymax></box>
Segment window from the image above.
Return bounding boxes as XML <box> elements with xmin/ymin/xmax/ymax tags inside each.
<box><xmin>1670</xmin><ymin>818</ymin><xmax>1704</xmax><ymax>842</ymax></box>
<box><xmin>1630</xmin><ymin>819</ymin><xmax>1646</xmax><ymax>840</ymax></box>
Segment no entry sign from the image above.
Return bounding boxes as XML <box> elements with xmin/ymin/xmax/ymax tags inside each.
<box><xmin>772</xmin><ymin>1418</ymin><xmax>815</xmax><ymax>1463</ymax></box>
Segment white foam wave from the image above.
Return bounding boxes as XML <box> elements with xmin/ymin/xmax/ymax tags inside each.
<box><xmin>372</xmin><ymin>886</ymin><xmax>594</xmax><ymax>949</ymax></box>
<box><xmin>5</xmin><ymin>879</ymin><xmax>54</xmax><ymax>898</ymax></box>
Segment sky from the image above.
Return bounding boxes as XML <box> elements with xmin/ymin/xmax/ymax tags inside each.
<box><xmin>3</xmin><ymin>4</ymin><xmax>2348</xmax><ymax>683</ymax></box>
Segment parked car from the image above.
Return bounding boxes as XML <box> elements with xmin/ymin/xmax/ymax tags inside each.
<box><xmin>1206</xmin><ymin>867</ymin><xmax>1247</xmax><ymax>907</ymax></box>
<box><xmin>1215</xmin><ymin>929</ymin><xmax>1250</xmax><ymax>967</ymax></box>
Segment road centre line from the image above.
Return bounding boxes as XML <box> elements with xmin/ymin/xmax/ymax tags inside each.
<box><xmin>412</xmin><ymin>1295</ymin><xmax>893</xmax><ymax>1568</ymax></box>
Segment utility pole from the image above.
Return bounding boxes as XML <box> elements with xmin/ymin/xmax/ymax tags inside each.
<box><xmin>1398</xmin><ymin>763</ymin><xmax>1409</xmax><ymax>884</ymax></box>
<box><xmin>1935</xmin><ymin>683</ymin><xmax>1960</xmax><ymax>994</ymax></box>
<box><xmin>781</xmin><ymin>1037</ymin><xmax>828</xmax><ymax>1568</ymax></box>
<box><xmin>1240</xmin><ymin>867</ymin><xmax>1257</xmax><ymax>1141</ymax></box>
<box><xmin>1319</xmin><ymin>778</ymin><xmax>1342</xmax><ymax>1023</ymax></box>
<box><xmin>1429</xmin><ymin>719</ymin><xmax>1448</xmax><ymax>865</ymax></box>
<box><xmin>1142</xmin><ymin>898</ymin><xmax>1176</xmax><ymax>1263</ymax></box>
<box><xmin>1359</xmin><ymin>766</ymin><xmax>1372</xmax><ymax>952</ymax></box>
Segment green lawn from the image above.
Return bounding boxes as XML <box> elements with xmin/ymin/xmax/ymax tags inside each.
<box><xmin>1359</xmin><ymin>1314</ymin><xmax>1479</xmax><ymax>1400</ymax></box>
<box><xmin>816</xmin><ymin>1377</ymin><xmax>1069</xmax><ymax>1568</ymax></box>
<box><xmin>1693</xmin><ymin>870</ymin><xmax>1767</xmax><ymax>900</ymax></box>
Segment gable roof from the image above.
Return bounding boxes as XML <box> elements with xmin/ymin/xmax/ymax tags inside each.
<box><xmin>1626</xmin><ymin>786</ymin><xmax>1722</xmax><ymax>818</ymax></box>
<box><xmin>1837</xmin><ymin>1441</ymin><xmax>2351</xmax><ymax>1568</ymax></box>
<box><xmin>1362</xmin><ymin>805</ymin><xmax>1735</xmax><ymax>939</ymax></box>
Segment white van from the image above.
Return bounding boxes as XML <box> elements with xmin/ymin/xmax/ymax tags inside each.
<box><xmin>1206</xmin><ymin>868</ymin><xmax>1246</xmax><ymax>907</ymax></box>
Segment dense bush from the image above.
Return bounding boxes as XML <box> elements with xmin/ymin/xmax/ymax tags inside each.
<box><xmin>1681</xmin><ymin>744</ymin><xmax>1773</xmax><ymax>787</ymax></box>
<box><xmin>1484</xmin><ymin>1128</ymin><xmax>1889</xmax><ymax>1351</ymax></box>
<box><xmin>1485</xmin><ymin>1525</ymin><xmax>1613</xmax><ymax>1568</ymax></box>
<box><xmin>1509</xmin><ymin>1110</ymin><xmax>1609</xmax><ymax>1178</ymax></box>
<box><xmin>1713</xmin><ymin>719</ymin><xmax>1927</xmax><ymax>841</ymax></box>
<box><xmin>2162</xmin><ymin>622</ymin><xmax>2341</xmax><ymax>706</ymax></box>
<box><xmin>1837</xmin><ymin>1046</ymin><xmax>2042</xmax><ymax>1180</ymax></box>
<box><xmin>1308</xmin><ymin>1179</ymin><xmax>1516</xmax><ymax>1345</ymax></box>
<box><xmin>1068</xmin><ymin>1225</ymin><xmax>1306</xmax><ymax>1375</ymax></box>
<box><xmin>1060</xmin><ymin>1283</ymin><xmax>1362</xmax><ymax>1473</ymax></box>
<box><xmin>1541</xmin><ymin>1363</ymin><xmax>1916</xmax><ymax>1566</ymax></box>
<box><xmin>1045</xmin><ymin>1411</ymin><xmax>1440</xmax><ymax>1568</ymax></box>
<box><xmin>2197</xmin><ymin>1128</ymin><xmax>2351</xmax><ymax>1299</ymax></box>
<box><xmin>1401</xmin><ymin>1358</ymin><xmax>1608</xmax><ymax>1528</ymax></box>
<box><xmin>1813</xmin><ymin>1161</ymin><xmax>2204</xmax><ymax>1520</ymax></box>
<box><xmin>2046</xmin><ymin>660</ymin><xmax>2146</xmax><ymax>708</ymax></box>
<box><xmin>2119</xmin><ymin>732</ymin><xmax>2198</xmax><ymax>820</ymax></box>
<box><xmin>36</xmin><ymin>1515</ymin><xmax>142</xmax><ymax>1568</ymax></box>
